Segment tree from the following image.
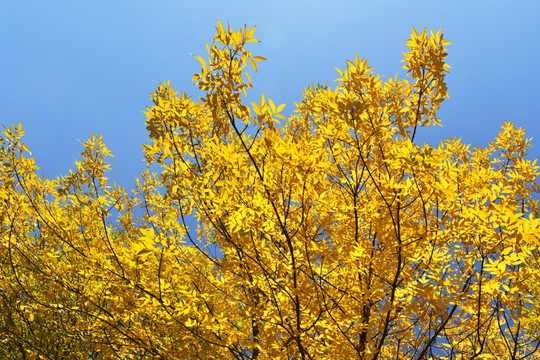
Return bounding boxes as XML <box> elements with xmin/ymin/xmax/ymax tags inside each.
<box><xmin>1</xmin><ymin>21</ymin><xmax>540</xmax><ymax>359</ymax></box>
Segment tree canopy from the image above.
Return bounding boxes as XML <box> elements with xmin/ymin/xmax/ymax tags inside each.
<box><xmin>1</xmin><ymin>22</ymin><xmax>539</xmax><ymax>359</ymax></box>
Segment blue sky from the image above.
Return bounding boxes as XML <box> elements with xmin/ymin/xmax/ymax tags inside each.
<box><xmin>1</xmin><ymin>0</ymin><xmax>539</xmax><ymax>188</ymax></box>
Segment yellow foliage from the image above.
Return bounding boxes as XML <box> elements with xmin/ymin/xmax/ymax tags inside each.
<box><xmin>0</xmin><ymin>23</ymin><xmax>539</xmax><ymax>359</ymax></box>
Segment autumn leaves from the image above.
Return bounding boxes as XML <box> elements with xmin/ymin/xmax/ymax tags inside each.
<box><xmin>0</xmin><ymin>22</ymin><xmax>539</xmax><ymax>359</ymax></box>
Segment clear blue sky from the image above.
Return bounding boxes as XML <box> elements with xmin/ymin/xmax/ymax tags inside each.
<box><xmin>1</xmin><ymin>0</ymin><xmax>539</xmax><ymax>188</ymax></box>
